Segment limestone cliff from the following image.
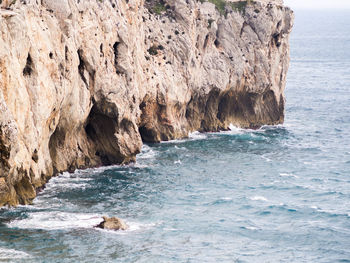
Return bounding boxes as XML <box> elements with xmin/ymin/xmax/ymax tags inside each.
<box><xmin>0</xmin><ymin>0</ymin><xmax>293</xmax><ymax>206</ymax></box>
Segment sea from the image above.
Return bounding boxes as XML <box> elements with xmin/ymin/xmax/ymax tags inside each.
<box><xmin>0</xmin><ymin>10</ymin><xmax>350</xmax><ymax>263</ymax></box>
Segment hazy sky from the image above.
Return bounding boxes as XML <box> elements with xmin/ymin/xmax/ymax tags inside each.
<box><xmin>284</xmin><ymin>0</ymin><xmax>350</xmax><ymax>9</ymax></box>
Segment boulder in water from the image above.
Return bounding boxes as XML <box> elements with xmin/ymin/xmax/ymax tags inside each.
<box><xmin>96</xmin><ymin>216</ymin><xmax>128</xmax><ymax>231</ymax></box>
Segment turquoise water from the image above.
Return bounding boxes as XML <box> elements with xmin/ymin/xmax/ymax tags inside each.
<box><xmin>1</xmin><ymin>10</ymin><xmax>350</xmax><ymax>262</ymax></box>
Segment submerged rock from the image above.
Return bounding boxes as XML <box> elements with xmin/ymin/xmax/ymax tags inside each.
<box><xmin>0</xmin><ymin>0</ymin><xmax>293</xmax><ymax>206</ymax></box>
<box><xmin>96</xmin><ymin>216</ymin><xmax>128</xmax><ymax>231</ymax></box>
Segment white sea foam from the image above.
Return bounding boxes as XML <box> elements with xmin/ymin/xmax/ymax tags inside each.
<box><xmin>261</xmin><ymin>155</ymin><xmax>272</xmax><ymax>162</ymax></box>
<box><xmin>245</xmin><ymin>226</ymin><xmax>258</xmax><ymax>230</ymax></box>
<box><xmin>261</xmin><ymin>124</ymin><xmax>284</xmax><ymax>129</ymax></box>
<box><xmin>42</xmin><ymin>174</ymin><xmax>91</xmax><ymax>192</ymax></box>
<box><xmin>174</xmin><ymin>160</ymin><xmax>182</xmax><ymax>164</ymax></box>
<box><xmin>225</xmin><ymin>124</ymin><xmax>266</xmax><ymax>134</ymax></box>
<box><xmin>0</xmin><ymin>247</ymin><xmax>32</xmax><ymax>259</ymax></box>
<box><xmin>161</xmin><ymin>138</ymin><xmax>188</xmax><ymax>144</ymax></box>
<box><xmin>279</xmin><ymin>173</ymin><xmax>299</xmax><ymax>178</ymax></box>
<box><xmin>126</xmin><ymin>221</ymin><xmax>157</xmax><ymax>231</ymax></box>
<box><xmin>250</xmin><ymin>196</ymin><xmax>268</xmax><ymax>201</ymax></box>
<box><xmin>42</xmin><ymin>164</ymin><xmax>129</xmax><ymax>192</ymax></box>
<box><xmin>32</xmin><ymin>197</ymin><xmax>63</xmax><ymax>209</ymax></box>
<box><xmin>67</xmin><ymin>165</ymin><xmax>122</xmax><ymax>177</ymax></box>
<box><xmin>163</xmin><ymin>228</ymin><xmax>178</xmax><ymax>231</ymax></box>
<box><xmin>221</xmin><ymin>124</ymin><xmax>285</xmax><ymax>135</ymax></box>
<box><xmin>188</xmin><ymin>131</ymin><xmax>207</xmax><ymax>140</ymax></box>
<box><xmin>7</xmin><ymin>211</ymin><xmax>158</xmax><ymax>234</ymax></box>
<box><xmin>96</xmin><ymin>221</ymin><xmax>157</xmax><ymax>235</ymax></box>
<box><xmin>174</xmin><ymin>146</ymin><xmax>187</xmax><ymax>151</ymax></box>
<box><xmin>229</xmin><ymin>124</ymin><xmax>245</xmax><ymax>134</ymax></box>
<box><xmin>132</xmin><ymin>163</ymin><xmax>149</xmax><ymax>168</ymax></box>
<box><xmin>159</xmin><ymin>131</ymin><xmax>207</xmax><ymax>144</ymax></box>
<box><xmin>84</xmin><ymin>165</ymin><xmax>121</xmax><ymax>174</ymax></box>
<box><xmin>7</xmin><ymin>212</ymin><xmax>102</xmax><ymax>230</ymax></box>
<box><xmin>137</xmin><ymin>144</ymin><xmax>157</xmax><ymax>159</ymax></box>
<box><xmin>211</xmin><ymin>124</ymin><xmax>244</xmax><ymax>135</ymax></box>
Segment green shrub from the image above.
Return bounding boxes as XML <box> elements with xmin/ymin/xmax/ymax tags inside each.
<box><xmin>153</xmin><ymin>2</ymin><xmax>167</xmax><ymax>15</ymax></box>
<box><xmin>229</xmin><ymin>1</ymin><xmax>248</xmax><ymax>14</ymax></box>
<box><xmin>207</xmin><ymin>0</ymin><xmax>227</xmax><ymax>15</ymax></box>
<box><xmin>202</xmin><ymin>0</ymin><xmax>255</xmax><ymax>16</ymax></box>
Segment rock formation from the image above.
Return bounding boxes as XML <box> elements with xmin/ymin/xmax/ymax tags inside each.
<box><xmin>96</xmin><ymin>216</ymin><xmax>128</xmax><ymax>231</ymax></box>
<box><xmin>0</xmin><ymin>0</ymin><xmax>293</xmax><ymax>206</ymax></box>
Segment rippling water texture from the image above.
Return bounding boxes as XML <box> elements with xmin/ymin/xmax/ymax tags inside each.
<box><xmin>1</xmin><ymin>10</ymin><xmax>350</xmax><ymax>263</ymax></box>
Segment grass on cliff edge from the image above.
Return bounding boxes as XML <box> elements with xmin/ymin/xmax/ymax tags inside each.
<box><xmin>153</xmin><ymin>2</ymin><xmax>167</xmax><ymax>15</ymax></box>
<box><xmin>201</xmin><ymin>0</ymin><xmax>254</xmax><ymax>15</ymax></box>
<box><xmin>145</xmin><ymin>0</ymin><xmax>169</xmax><ymax>15</ymax></box>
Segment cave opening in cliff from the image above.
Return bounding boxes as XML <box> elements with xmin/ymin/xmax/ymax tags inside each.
<box><xmin>273</xmin><ymin>32</ymin><xmax>282</xmax><ymax>47</ymax></box>
<box><xmin>138</xmin><ymin>98</ymin><xmax>163</xmax><ymax>143</ymax></box>
<box><xmin>48</xmin><ymin>125</ymin><xmax>66</xmax><ymax>175</ymax></box>
<box><xmin>84</xmin><ymin>105</ymin><xmax>122</xmax><ymax>165</ymax></box>
<box><xmin>113</xmin><ymin>41</ymin><xmax>121</xmax><ymax>73</ymax></box>
<box><xmin>138</xmin><ymin>126</ymin><xmax>158</xmax><ymax>143</ymax></box>
<box><xmin>23</xmin><ymin>53</ymin><xmax>33</xmax><ymax>76</ymax></box>
<box><xmin>77</xmin><ymin>49</ymin><xmax>88</xmax><ymax>86</ymax></box>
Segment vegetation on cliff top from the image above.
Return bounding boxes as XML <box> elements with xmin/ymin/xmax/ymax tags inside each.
<box><xmin>200</xmin><ymin>0</ymin><xmax>255</xmax><ymax>15</ymax></box>
<box><xmin>145</xmin><ymin>0</ymin><xmax>170</xmax><ymax>15</ymax></box>
<box><xmin>145</xmin><ymin>0</ymin><xmax>255</xmax><ymax>16</ymax></box>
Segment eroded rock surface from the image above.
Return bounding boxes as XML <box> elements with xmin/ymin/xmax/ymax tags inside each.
<box><xmin>0</xmin><ymin>0</ymin><xmax>293</xmax><ymax>206</ymax></box>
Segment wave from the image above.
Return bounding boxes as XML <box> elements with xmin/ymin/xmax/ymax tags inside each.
<box><xmin>261</xmin><ymin>155</ymin><xmax>272</xmax><ymax>162</ymax></box>
<box><xmin>7</xmin><ymin>212</ymin><xmax>103</xmax><ymax>230</ymax></box>
<box><xmin>40</xmin><ymin>164</ymin><xmax>128</xmax><ymax>193</ymax></box>
<box><xmin>136</xmin><ymin>144</ymin><xmax>157</xmax><ymax>160</ymax></box>
<box><xmin>6</xmin><ymin>211</ymin><xmax>159</xmax><ymax>235</ymax></box>
<box><xmin>94</xmin><ymin>221</ymin><xmax>158</xmax><ymax>235</ymax></box>
<box><xmin>279</xmin><ymin>173</ymin><xmax>299</xmax><ymax>178</ymax></box>
<box><xmin>72</xmin><ymin>164</ymin><xmax>124</xmax><ymax>176</ymax></box>
<box><xmin>226</xmin><ymin>124</ymin><xmax>285</xmax><ymax>134</ymax></box>
<box><xmin>0</xmin><ymin>247</ymin><xmax>32</xmax><ymax>260</ymax></box>
<box><xmin>211</xmin><ymin>124</ymin><xmax>255</xmax><ymax>135</ymax></box>
<box><xmin>250</xmin><ymin>196</ymin><xmax>268</xmax><ymax>202</ymax></box>
<box><xmin>240</xmin><ymin>226</ymin><xmax>259</xmax><ymax>231</ymax></box>
<box><xmin>37</xmin><ymin>172</ymin><xmax>92</xmax><ymax>193</ymax></box>
<box><xmin>159</xmin><ymin>131</ymin><xmax>207</xmax><ymax>144</ymax></box>
<box><xmin>311</xmin><ymin>208</ymin><xmax>350</xmax><ymax>219</ymax></box>
<box><xmin>152</xmin><ymin>124</ymin><xmax>286</xmax><ymax>146</ymax></box>
<box><xmin>188</xmin><ymin>131</ymin><xmax>207</xmax><ymax>140</ymax></box>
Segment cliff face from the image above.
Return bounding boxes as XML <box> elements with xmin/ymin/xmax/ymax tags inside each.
<box><xmin>0</xmin><ymin>0</ymin><xmax>293</xmax><ymax>206</ymax></box>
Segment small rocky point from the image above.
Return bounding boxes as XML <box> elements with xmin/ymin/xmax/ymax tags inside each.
<box><xmin>96</xmin><ymin>216</ymin><xmax>129</xmax><ymax>231</ymax></box>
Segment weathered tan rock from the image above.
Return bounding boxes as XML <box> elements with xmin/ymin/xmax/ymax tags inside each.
<box><xmin>0</xmin><ymin>0</ymin><xmax>293</xmax><ymax>206</ymax></box>
<box><xmin>96</xmin><ymin>216</ymin><xmax>128</xmax><ymax>231</ymax></box>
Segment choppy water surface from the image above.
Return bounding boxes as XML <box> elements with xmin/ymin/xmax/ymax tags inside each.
<box><xmin>1</xmin><ymin>10</ymin><xmax>350</xmax><ymax>263</ymax></box>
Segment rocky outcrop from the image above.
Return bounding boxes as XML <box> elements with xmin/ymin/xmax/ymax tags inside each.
<box><xmin>0</xmin><ymin>0</ymin><xmax>293</xmax><ymax>206</ymax></box>
<box><xmin>96</xmin><ymin>216</ymin><xmax>128</xmax><ymax>231</ymax></box>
